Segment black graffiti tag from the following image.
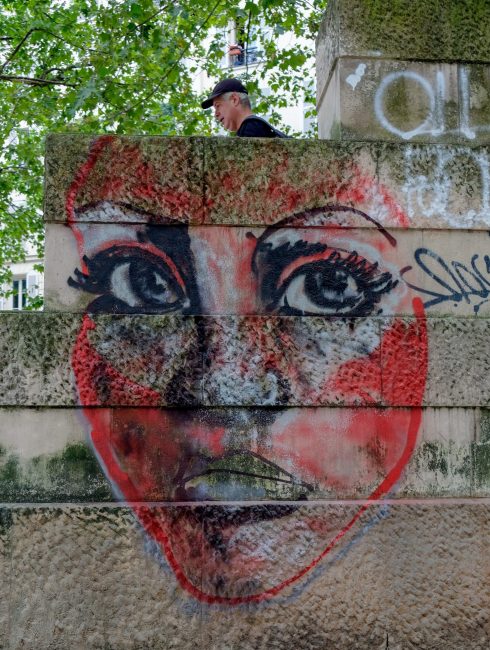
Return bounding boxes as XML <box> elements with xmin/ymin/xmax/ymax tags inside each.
<box><xmin>401</xmin><ymin>247</ymin><xmax>490</xmax><ymax>314</ymax></box>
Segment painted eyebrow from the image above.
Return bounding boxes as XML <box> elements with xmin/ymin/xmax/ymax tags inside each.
<box><xmin>74</xmin><ymin>201</ymin><xmax>187</xmax><ymax>226</ymax></box>
<box><xmin>250</xmin><ymin>204</ymin><xmax>396</xmax><ymax>273</ymax></box>
<box><xmin>260</xmin><ymin>205</ymin><xmax>396</xmax><ymax>244</ymax></box>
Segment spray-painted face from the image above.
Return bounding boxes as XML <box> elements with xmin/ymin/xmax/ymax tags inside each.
<box><xmin>67</xmin><ymin>138</ymin><xmax>427</xmax><ymax>605</ymax></box>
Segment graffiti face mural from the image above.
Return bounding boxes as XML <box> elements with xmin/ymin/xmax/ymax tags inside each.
<box><xmin>66</xmin><ymin>138</ymin><xmax>427</xmax><ymax>605</ymax></box>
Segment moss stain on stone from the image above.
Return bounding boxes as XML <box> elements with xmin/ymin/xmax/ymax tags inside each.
<box><xmin>336</xmin><ymin>0</ymin><xmax>489</xmax><ymax>62</ymax></box>
<box><xmin>0</xmin><ymin>442</ymin><xmax>112</xmax><ymax>502</ymax></box>
<box><xmin>0</xmin><ymin>509</ymin><xmax>13</xmax><ymax>537</ymax></box>
<box><xmin>411</xmin><ymin>440</ymin><xmax>471</xmax><ymax>481</ymax></box>
<box><xmin>479</xmin><ymin>408</ymin><xmax>490</xmax><ymax>443</ymax></box>
<box><xmin>0</xmin><ymin>447</ymin><xmax>21</xmax><ymax>484</ymax></box>
<box><xmin>473</xmin><ymin>410</ymin><xmax>490</xmax><ymax>488</ymax></box>
<box><xmin>473</xmin><ymin>442</ymin><xmax>490</xmax><ymax>488</ymax></box>
<box><xmin>421</xmin><ymin>442</ymin><xmax>448</xmax><ymax>476</ymax></box>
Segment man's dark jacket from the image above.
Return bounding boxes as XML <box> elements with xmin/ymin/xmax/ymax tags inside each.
<box><xmin>236</xmin><ymin>115</ymin><xmax>290</xmax><ymax>138</ymax></box>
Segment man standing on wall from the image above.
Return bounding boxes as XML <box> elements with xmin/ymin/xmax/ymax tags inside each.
<box><xmin>201</xmin><ymin>78</ymin><xmax>289</xmax><ymax>138</ymax></box>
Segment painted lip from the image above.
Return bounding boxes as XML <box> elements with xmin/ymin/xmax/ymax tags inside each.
<box><xmin>174</xmin><ymin>450</ymin><xmax>314</xmax><ymax>501</ymax></box>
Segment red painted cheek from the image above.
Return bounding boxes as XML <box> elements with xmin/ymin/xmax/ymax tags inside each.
<box><xmin>268</xmin><ymin>408</ymin><xmax>412</xmax><ymax>491</ymax></box>
<box><xmin>320</xmin><ymin>300</ymin><xmax>427</xmax><ymax>407</ymax></box>
<box><xmin>72</xmin><ymin>315</ymin><xmax>162</xmax><ymax>407</ymax></box>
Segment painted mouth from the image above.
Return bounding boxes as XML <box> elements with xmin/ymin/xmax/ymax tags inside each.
<box><xmin>174</xmin><ymin>451</ymin><xmax>314</xmax><ymax>501</ymax></box>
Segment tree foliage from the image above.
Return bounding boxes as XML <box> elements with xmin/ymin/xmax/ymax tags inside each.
<box><xmin>0</xmin><ymin>0</ymin><xmax>327</xmax><ymax>299</ymax></box>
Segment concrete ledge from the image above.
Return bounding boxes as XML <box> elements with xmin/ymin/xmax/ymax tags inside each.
<box><xmin>44</xmin><ymin>135</ymin><xmax>490</xmax><ymax>229</ymax></box>
<box><xmin>1</xmin><ymin>502</ymin><xmax>489</xmax><ymax>649</ymax></box>
<box><xmin>2</xmin><ymin>313</ymin><xmax>490</xmax><ymax>407</ymax></box>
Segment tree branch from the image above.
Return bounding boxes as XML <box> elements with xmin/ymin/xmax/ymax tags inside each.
<box><xmin>40</xmin><ymin>64</ymin><xmax>81</xmax><ymax>77</ymax></box>
<box><xmin>136</xmin><ymin>3</ymin><xmax>170</xmax><ymax>27</ymax></box>
<box><xmin>0</xmin><ymin>74</ymin><xmax>77</xmax><ymax>87</ymax></box>
<box><xmin>1</xmin><ymin>27</ymin><xmax>96</xmax><ymax>73</ymax></box>
<box><xmin>245</xmin><ymin>8</ymin><xmax>252</xmax><ymax>80</ymax></box>
<box><xmin>0</xmin><ymin>29</ymin><xmax>34</xmax><ymax>72</ymax></box>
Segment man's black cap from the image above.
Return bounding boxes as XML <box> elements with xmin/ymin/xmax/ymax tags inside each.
<box><xmin>201</xmin><ymin>78</ymin><xmax>248</xmax><ymax>109</ymax></box>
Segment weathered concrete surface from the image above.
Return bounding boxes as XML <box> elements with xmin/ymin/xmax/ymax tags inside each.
<box><xmin>318</xmin><ymin>59</ymin><xmax>462</xmax><ymax>143</ymax></box>
<box><xmin>316</xmin><ymin>0</ymin><xmax>490</xmax><ymax>143</ymax></box>
<box><xmin>399</xmin><ymin>407</ymin><xmax>476</xmax><ymax>498</ymax></box>
<box><xmin>0</xmin><ymin>407</ymin><xmax>485</xmax><ymax>502</ymax></box>
<box><xmin>0</xmin><ymin>510</ymin><xmax>11</xmax><ymax>649</ymax></box>
<box><xmin>2</xmin><ymin>313</ymin><xmax>490</xmax><ymax>407</ymax></box>
<box><xmin>316</xmin><ymin>0</ymin><xmax>490</xmax><ymax>106</ymax></box>
<box><xmin>44</xmin><ymin>135</ymin><xmax>204</xmax><ymax>226</ymax></box>
<box><xmin>318</xmin><ymin>59</ymin><xmax>490</xmax><ymax>144</ymax></box>
<box><xmin>0</xmin><ymin>409</ymin><xmax>111</xmax><ymax>502</ymax></box>
<box><xmin>44</xmin><ymin>135</ymin><xmax>490</xmax><ymax>229</ymax></box>
<box><xmin>0</xmin><ymin>313</ymin><xmax>81</xmax><ymax>406</ymax></box>
<box><xmin>8</xmin><ymin>506</ymin><xmax>203</xmax><ymax>650</ymax></box>
<box><xmin>2</xmin><ymin>502</ymin><xmax>489</xmax><ymax>649</ymax></box>
<box><xmin>376</xmin><ymin>143</ymin><xmax>490</xmax><ymax>228</ymax></box>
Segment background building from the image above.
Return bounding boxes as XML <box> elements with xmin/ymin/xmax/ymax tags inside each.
<box><xmin>0</xmin><ymin>241</ymin><xmax>43</xmax><ymax>311</ymax></box>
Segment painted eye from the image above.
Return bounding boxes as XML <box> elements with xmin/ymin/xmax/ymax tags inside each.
<box><xmin>278</xmin><ymin>252</ymin><xmax>397</xmax><ymax>317</ymax></box>
<box><xmin>110</xmin><ymin>259</ymin><xmax>186</xmax><ymax>310</ymax></box>
<box><xmin>69</xmin><ymin>246</ymin><xmax>189</xmax><ymax>313</ymax></box>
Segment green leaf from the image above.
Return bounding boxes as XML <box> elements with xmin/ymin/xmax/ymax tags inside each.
<box><xmin>130</xmin><ymin>3</ymin><xmax>143</xmax><ymax>19</ymax></box>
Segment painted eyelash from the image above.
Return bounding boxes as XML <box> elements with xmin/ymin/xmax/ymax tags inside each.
<box><xmin>68</xmin><ymin>245</ymin><xmax>177</xmax><ymax>295</ymax></box>
<box><xmin>270</xmin><ymin>249</ymin><xmax>398</xmax><ymax>317</ymax></box>
<box><xmin>317</xmin><ymin>250</ymin><xmax>397</xmax><ymax>294</ymax></box>
<box><xmin>68</xmin><ymin>255</ymin><xmax>105</xmax><ymax>294</ymax></box>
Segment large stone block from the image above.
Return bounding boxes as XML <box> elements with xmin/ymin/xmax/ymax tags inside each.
<box><xmin>316</xmin><ymin>0</ymin><xmax>490</xmax><ymax>104</ymax></box>
<box><xmin>4</xmin><ymin>502</ymin><xmax>490</xmax><ymax>649</ymax></box>
<box><xmin>0</xmin><ymin>406</ymin><xmax>483</xmax><ymax>502</ymax></box>
<box><xmin>323</xmin><ymin>59</ymin><xmax>490</xmax><ymax>145</ymax></box>
<box><xmin>2</xmin><ymin>313</ymin><xmax>490</xmax><ymax>407</ymax></box>
<box><xmin>319</xmin><ymin>59</ymin><xmax>464</xmax><ymax>143</ymax></box>
<box><xmin>44</xmin><ymin>220</ymin><xmax>490</xmax><ymax>317</ymax></box>
<box><xmin>44</xmin><ymin>135</ymin><xmax>490</xmax><ymax>230</ymax></box>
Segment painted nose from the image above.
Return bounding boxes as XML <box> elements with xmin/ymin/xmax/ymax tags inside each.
<box><xmin>200</xmin><ymin>318</ymin><xmax>290</xmax><ymax>406</ymax></box>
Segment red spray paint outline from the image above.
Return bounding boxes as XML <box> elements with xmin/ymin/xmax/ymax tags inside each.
<box><xmin>67</xmin><ymin>136</ymin><xmax>428</xmax><ymax>605</ymax></box>
<box><xmin>72</xmin><ymin>298</ymin><xmax>426</xmax><ymax>605</ymax></box>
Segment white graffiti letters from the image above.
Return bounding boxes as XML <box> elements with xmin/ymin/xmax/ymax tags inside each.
<box><xmin>375</xmin><ymin>67</ymin><xmax>490</xmax><ymax>141</ymax></box>
<box><xmin>374</xmin><ymin>70</ymin><xmax>446</xmax><ymax>140</ymax></box>
<box><xmin>402</xmin><ymin>146</ymin><xmax>490</xmax><ymax>226</ymax></box>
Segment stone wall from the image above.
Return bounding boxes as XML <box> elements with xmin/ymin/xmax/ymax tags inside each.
<box><xmin>0</xmin><ymin>132</ymin><xmax>489</xmax><ymax>648</ymax></box>
<box><xmin>1</xmin><ymin>0</ymin><xmax>490</xmax><ymax>644</ymax></box>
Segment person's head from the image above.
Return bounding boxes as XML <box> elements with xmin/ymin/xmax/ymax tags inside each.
<box><xmin>201</xmin><ymin>78</ymin><xmax>252</xmax><ymax>132</ymax></box>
